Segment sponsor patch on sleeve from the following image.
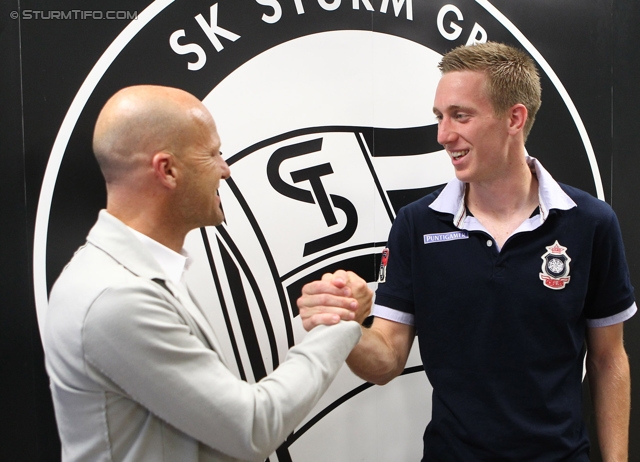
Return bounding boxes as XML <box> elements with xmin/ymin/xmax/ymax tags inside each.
<box><xmin>378</xmin><ymin>248</ymin><xmax>390</xmax><ymax>283</ymax></box>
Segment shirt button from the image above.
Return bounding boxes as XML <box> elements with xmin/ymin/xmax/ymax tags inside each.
<box><xmin>486</xmin><ymin>240</ymin><xmax>493</xmax><ymax>247</ymax></box>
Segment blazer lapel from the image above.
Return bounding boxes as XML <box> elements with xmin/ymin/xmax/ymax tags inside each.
<box><xmin>88</xmin><ymin>210</ymin><xmax>229</xmax><ymax>366</ymax></box>
<box><xmin>165</xmin><ymin>280</ymin><xmax>229</xmax><ymax>367</ymax></box>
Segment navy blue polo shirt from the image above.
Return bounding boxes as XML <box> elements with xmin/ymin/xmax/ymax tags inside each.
<box><xmin>374</xmin><ymin>158</ymin><xmax>636</xmax><ymax>461</ymax></box>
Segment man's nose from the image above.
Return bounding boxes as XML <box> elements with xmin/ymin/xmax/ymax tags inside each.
<box><xmin>436</xmin><ymin>118</ymin><xmax>455</xmax><ymax>146</ymax></box>
<box><xmin>221</xmin><ymin>160</ymin><xmax>231</xmax><ymax>180</ymax></box>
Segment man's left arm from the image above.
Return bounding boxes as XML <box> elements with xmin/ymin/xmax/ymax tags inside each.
<box><xmin>585</xmin><ymin>322</ymin><xmax>631</xmax><ymax>462</ymax></box>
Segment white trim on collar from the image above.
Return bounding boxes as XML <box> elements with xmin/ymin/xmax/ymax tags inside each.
<box><xmin>429</xmin><ymin>156</ymin><xmax>577</xmax><ymax>230</ymax></box>
<box><xmin>532</xmin><ymin>157</ymin><xmax>577</xmax><ymax>219</ymax></box>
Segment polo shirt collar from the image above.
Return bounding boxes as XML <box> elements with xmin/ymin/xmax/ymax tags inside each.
<box><xmin>127</xmin><ymin>227</ymin><xmax>191</xmax><ymax>289</ymax></box>
<box><xmin>429</xmin><ymin>156</ymin><xmax>577</xmax><ymax>229</ymax></box>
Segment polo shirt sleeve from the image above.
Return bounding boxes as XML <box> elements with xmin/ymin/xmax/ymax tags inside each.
<box><xmin>374</xmin><ymin>206</ymin><xmax>416</xmax><ymax>323</ymax></box>
<box><xmin>584</xmin><ymin>207</ymin><xmax>636</xmax><ymax>326</ymax></box>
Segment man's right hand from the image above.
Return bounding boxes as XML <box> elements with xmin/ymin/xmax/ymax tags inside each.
<box><xmin>297</xmin><ymin>270</ymin><xmax>372</xmax><ymax>331</ymax></box>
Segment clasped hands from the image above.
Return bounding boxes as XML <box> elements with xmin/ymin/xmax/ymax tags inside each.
<box><xmin>297</xmin><ymin>270</ymin><xmax>372</xmax><ymax>331</ymax></box>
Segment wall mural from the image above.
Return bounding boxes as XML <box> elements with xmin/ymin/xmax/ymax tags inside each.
<box><xmin>26</xmin><ymin>1</ymin><xmax>615</xmax><ymax>460</ymax></box>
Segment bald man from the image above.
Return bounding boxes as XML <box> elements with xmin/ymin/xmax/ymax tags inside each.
<box><xmin>43</xmin><ymin>86</ymin><xmax>367</xmax><ymax>462</ymax></box>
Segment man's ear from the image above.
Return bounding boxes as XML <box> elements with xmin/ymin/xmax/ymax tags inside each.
<box><xmin>152</xmin><ymin>152</ymin><xmax>178</xmax><ymax>189</ymax></box>
<box><xmin>508</xmin><ymin>103</ymin><xmax>528</xmax><ymax>135</ymax></box>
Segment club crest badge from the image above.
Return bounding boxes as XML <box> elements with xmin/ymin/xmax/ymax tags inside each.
<box><xmin>378</xmin><ymin>248</ymin><xmax>390</xmax><ymax>283</ymax></box>
<box><xmin>539</xmin><ymin>240</ymin><xmax>571</xmax><ymax>289</ymax></box>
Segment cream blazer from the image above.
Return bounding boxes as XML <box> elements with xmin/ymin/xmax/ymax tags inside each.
<box><xmin>44</xmin><ymin>210</ymin><xmax>361</xmax><ymax>461</ymax></box>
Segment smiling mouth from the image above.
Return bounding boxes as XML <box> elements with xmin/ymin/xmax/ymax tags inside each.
<box><xmin>449</xmin><ymin>150</ymin><xmax>469</xmax><ymax>160</ymax></box>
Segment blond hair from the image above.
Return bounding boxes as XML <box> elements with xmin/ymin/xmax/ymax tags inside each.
<box><xmin>439</xmin><ymin>42</ymin><xmax>541</xmax><ymax>141</ymax></box>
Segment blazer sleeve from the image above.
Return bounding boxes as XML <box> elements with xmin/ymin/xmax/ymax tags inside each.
<box><xmin>82</xmin><ymin>282</ymin><xmax>361</xmax><ymax>461</ymax></box>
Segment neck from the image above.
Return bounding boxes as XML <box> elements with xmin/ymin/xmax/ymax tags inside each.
<box><xmin>466</xmin><ymin>156</ymin><xmax>538</xmax><ymax>218</ymax></box>
<box><xmin>465</xmin><ymin>156</ymin><xmax>539</xmax><ymax>249</ymax></box>
<box><xmin>107</xmin><ymin>201</ymin><xmax>187</xmax><ymax>253</ymax></box>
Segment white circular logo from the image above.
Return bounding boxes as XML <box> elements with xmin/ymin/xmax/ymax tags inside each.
<box><xmin>33</xmin><ymin>2</ymin><xmax>602</xmax><ymax>460</ymax></box>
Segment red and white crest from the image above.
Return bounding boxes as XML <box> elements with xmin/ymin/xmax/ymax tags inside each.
<box><xmin>539</xmin><ymin>240</ymin><xmax>572</xmax><ymax>290</ymax></box>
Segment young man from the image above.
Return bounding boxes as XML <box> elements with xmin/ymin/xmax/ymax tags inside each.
<box><xmin>43</xmin><ymin>85</ymin><xmax>368</xmax><ymax>462</ymax></box>
<box><xmin>298</xmin><ymin>42</ymin><xmax>635</xmax><ymax>461</ymax></box>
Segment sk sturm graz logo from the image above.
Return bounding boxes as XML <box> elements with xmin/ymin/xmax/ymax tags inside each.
<box><xmin>266</xmin><ymin>136</ymin><xmax>360</xmax><ymax>258</ymax></box>
<box><xmin>34</xmin><ymin>1</ymin><xmax>603</xmax><ymax>460</ymax></box>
